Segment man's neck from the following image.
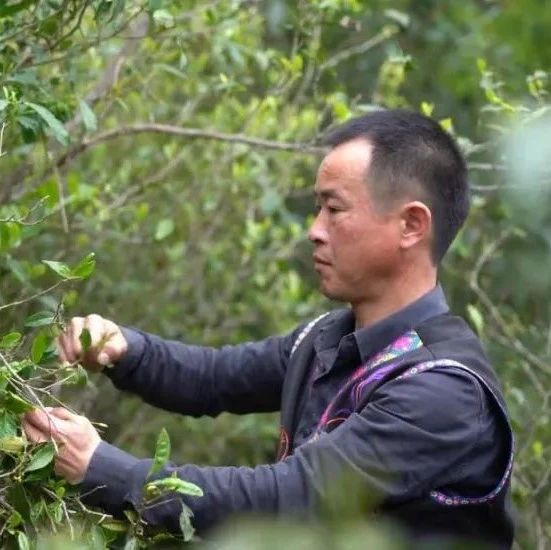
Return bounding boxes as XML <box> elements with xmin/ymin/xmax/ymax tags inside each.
<box><xmin>352</xmin><ymin>271</ymin><xmax>438</xmax><ymax>329</ymax></box>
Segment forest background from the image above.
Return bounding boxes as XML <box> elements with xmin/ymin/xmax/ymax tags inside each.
<box><xmin>0</xmin><ymin>0</ymin><xmax>550</xmax><ymax>548</ymax></box>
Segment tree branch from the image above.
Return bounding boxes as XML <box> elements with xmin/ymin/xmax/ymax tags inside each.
<box><xmin>56</xmin><ymin>123</ymin><xmax>324</xmax><ymax>168</ymax></box>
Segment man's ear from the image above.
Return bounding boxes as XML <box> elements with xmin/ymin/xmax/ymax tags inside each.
<box><xmin>399</xmin><ymin>201</ymin><xmax>432</xmax><ymax>250</ymax></box>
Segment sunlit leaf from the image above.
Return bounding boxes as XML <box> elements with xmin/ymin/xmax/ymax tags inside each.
<box><xmin>148</xmin><ymin>427</ymin><xmax>171</xmax><ymax>478</ymax></box>
<box><xmin>0</xmin><ymin>436</ymin><xmax>26</xmax><ymax>454</ymax></box>
<box><xmin>0</xmin><ymin>332</ymin><xmax>22</xmax><ymax>349</ymax></box>
<box><xmin>154</xmin><ymin>219</ymin><xmax>174</xmax><ymax>241</ymax></box>
<box><xmin>17</xmin><ymin>531</ymin><xmax>30</xmax><ymax>550</ymax></box>
<box><xmin>42</xmin><ymin>260</ymin><xmax>73</xmax><ymax>279</ymax></box>
<box><xmin>72</xmin><ymin>252</ymin><xmax>96</xmax><ymax>279</ymax></box>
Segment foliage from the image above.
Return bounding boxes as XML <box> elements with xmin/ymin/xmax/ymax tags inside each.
<box><xmin>0</xmin><ymin>0</ymin><xmax>550</xmax><ymax>548</ymax></box>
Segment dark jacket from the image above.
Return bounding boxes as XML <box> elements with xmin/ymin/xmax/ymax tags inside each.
<box><xmin>81</xmin><ymin>288</ymin><xmax>514</xmax><ymax>548</ymax></box>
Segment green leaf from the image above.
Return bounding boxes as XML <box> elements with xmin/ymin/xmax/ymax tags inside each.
<box><xmin>24</xmin><ymin>102</ymin><xmax>69</xmax><ymax>145</ymax></box>
<box><xmin>179</xmin><ymin>503</ymin><xmax>195</xmax><ymax>542</ymax></box>
<box><xmin>42</xmin><ymin>259</ymin><xmax>73</xmax><ymax>279</ymax></box>
<box><xmin>0</xmin><ymin>436</ymin><xmax>26</xmax><ymax>454</ymax></box>
<box><xmin>146</xmin><ymin>476</ymin><xmax>204</xmax><ymax>497</ymax></box>
<box><xmin>154</xmin><ymin>219</ymin><xmax>174</xmax><ymax>241</ymax></box>
<box><xmin>31</xmin><ymin>331</ymin><xmax>48</xmax><ymax>363</ymax></box>
<box><xmin>466</xmin><ymin>304</ymin><xmax>484</xmax><ymax>335</ymax></box>
<box><xmin>0</xmin><ymin>0</ymin><xmax>37</xmax><ymax>17</ymax></box>
<box><xmin>100</xmin><ymin>519</ymin><xmax>129</xmax><ymax>533</ymax></box>
<box><xmin>24</xmin><ymin>442</ymin><xmax>55</xmax><ymax>472</ymax></box>
<box><xmin>17</xmin><ymin>531</ymin><xmax>30</xmax><ymax>550</ymax></box>
<box><xmin>79</xmin><ymin>99</ymin><xmax>97</xmax><ymax>132</ymax></box>
<box><xmin>153</xmin><ymin>9</ymin><xmax>174</xmax><ymax>27</ymax></box>
<box><xmin>0</xmin><ymin>332</ymin><xmax>22</xmax><ymax>349</ymax></box>
<box><xmin>0</xmin><ymin>411</ymin><xmax>18</xmax><ymax>438</ymax></box>
<box><xmin>439</xmin><ymin>117</ymin><xmax>454</xmax><ymax>133</ymax></box>
<box><xmin>73</xmin><ymin>365</ymin><xmax>89</xmax><ymax>387</ymax></box>
<box><xmin>79</xmin><ymin>328</ymin><xmax>92</xmax><ymax>352</ymax></box>
<box><xmin>4</xmin><ymin>392</ymin><xmax>34</xmax><ymax>414</ymax></box>
<box><xmin>24</xmin><ymin>311</ymin><xmax>55</xmax><ymax>328</ymax></box>
<box><xmin>420</xmin><ymin>101</ymin><xmax>434</xmax><ymax>117</ymax></box>
<box><xmin>148</xmin><ymin>428</ymin><xmax>171</xmax><ymax>478</ymax></box>
<box><xmin>72</xmin><ymin>252</ymin><xmax>96</xmax><ymax>279</ymax></box>
<box><xmin>148</xmin><ymin>0</ymin><xmax>163</xmax><ymax>11</ymax></box>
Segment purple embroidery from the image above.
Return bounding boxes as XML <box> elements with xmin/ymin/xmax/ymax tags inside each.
<box><xmin>316</xmin><ymin>330</ymin><xmax>422</xmax><ymax>429</ymax></box>
<box><xmin>309</xmin><ymin>348</ymin><xmax>514</xmax><ymax>507</ymax></box>
<box><xmin>398</xmin><ymin>359</ymin><xmax>514</xmax><ymax>506</ymax></box>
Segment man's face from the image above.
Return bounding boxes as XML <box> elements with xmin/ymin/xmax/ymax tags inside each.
<box><xmin>308</xmin><ymin>138</ymin><xmax>402</xmax><ymax>303</ymax></box>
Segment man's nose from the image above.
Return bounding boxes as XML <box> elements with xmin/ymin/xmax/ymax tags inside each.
<box><xmin>308</xmin><ymin>211</ymin><xmax>327</xmax><ymax>244</ymax></box>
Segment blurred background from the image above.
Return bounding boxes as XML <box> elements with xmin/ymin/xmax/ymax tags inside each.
<box><xmin>0</xmin><ymin>1</ymin><xmax>550</xmax><ymax>547</ymax></box>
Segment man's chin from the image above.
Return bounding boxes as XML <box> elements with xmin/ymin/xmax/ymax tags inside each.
<box><xmin>319</xmin><ymin>283</ymin><xmax>346</xmax><ymax>302</ymax></box>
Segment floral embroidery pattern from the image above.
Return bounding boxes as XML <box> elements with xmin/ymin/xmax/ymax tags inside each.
<box><xmin>316</xmin><ymin>330</ymin><xmax>423</xmax><ymax>430</ymax></box>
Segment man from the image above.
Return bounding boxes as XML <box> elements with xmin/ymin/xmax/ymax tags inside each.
<box><xmin>23</xmin><ymin>110</ymin><xmax>514</xmax><ymax>547</ymax></box>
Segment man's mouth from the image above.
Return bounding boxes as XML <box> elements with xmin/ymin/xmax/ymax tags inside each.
<box><xmin>313</xmin><ymin>254</ymin><xmax>331</xmax><ymax>266</ymax></box>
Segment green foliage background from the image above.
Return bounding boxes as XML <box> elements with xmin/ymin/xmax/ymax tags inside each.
<box><xmin>0</xmin><ymin>0</ymin><xmax>550</xmax><ymax>548</ymax></box>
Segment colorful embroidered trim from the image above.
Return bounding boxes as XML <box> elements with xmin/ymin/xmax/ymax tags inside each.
<box><xmin>397</xmin><ymin>359</ymin><xmax>514</xmax><ymax>506</ymax></box>
<box><xmin>317</xmin><ymin>330</ymin><xmax>423</xmax><ymax>430</ymax></box>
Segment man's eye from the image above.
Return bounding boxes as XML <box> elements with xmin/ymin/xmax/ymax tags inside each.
<box><xmin>327</xmin><ymin>206</ymin><xmax>339</xmax><ymax>213</ymax></box>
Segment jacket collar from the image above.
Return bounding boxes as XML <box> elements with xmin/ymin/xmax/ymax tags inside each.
<box><xmin>315</xmin><ymin>284</ymin><xmax>449</xmax><ymax>368</ymax></box>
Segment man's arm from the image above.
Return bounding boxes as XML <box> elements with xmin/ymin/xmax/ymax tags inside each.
<box><xmin>106</xmin><ymin>326</ymin><xmax>302</xmax><ymax>416</ymax></box>
<box><xmin>58</xmin><ymin>315</ymin><xmax>304</xmax><ymax>417</ymax></box>
<box><xmin>79</xmin><ymin>367</ymin><xmax>505</xmax><ymax>533</ymax></box>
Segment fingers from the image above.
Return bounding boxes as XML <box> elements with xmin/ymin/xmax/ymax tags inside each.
<box><xmin>46</xmin><ymin>407</ymin><xmax>74</xmax><ymax>421</ymax></box>
<box><xmin>56</xmin><ymin>314</ymin><xmax>127</xmax><ymax>369</ymax></box>
<box><xmin>24</xmin><ymin>409</ymin><xmax>65</xmax><ymax>440</ymax></box>
<box><xmin>97</xmin><ymin>319</ymin><xmax>127</xmax><ymax>365</ymax></box>
<box><xmin>57</xmin><ymin>316</ymin><xmax>84</xmax><ymax>364</ymax></box>
<box><xmin>22</xmin><ymin>420</ymin><xmax>49</xmax><ymax>444</ymax></box>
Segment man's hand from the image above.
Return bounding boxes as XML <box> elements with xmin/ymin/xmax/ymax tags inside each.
<box><xmin>22</xmin><ymin>407</ymin><xmax>101</xmax><ymax>484</ymax></box>
<box><xmin>57</xmin><ymin>314</ymin><xmax>128</xmax><ymax>371</ymax></box>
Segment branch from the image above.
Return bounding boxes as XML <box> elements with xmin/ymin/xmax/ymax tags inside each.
<box><xmin>0</xmin><ymin>280</ymin><xmax>65</xmax><ymax>312</ymax></box>
<box><xmin>319</xmin><ymin>26</ymin><xmax>399</xmax><ymax>72</ymax></box>
<box><xmin>56</xmin><ymin>124</ymin><xmax>324</xmax><ymax>168</ymax></box>
<box><xmin>469</xmin><ymin>230</ymin><xmax>551</xmax><ymax>377</ymax></box>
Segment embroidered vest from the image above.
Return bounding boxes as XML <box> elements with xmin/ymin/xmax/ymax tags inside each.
<box><xmin>277</xmin><ymin>312</ymin><xmax>514</xmax><ymax>548</ymax></box>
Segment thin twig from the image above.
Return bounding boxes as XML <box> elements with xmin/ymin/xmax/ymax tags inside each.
<box><xmin>0</xmin><ymin>280</ymin><xmax>65</xmax><ymax>312</ymax></box>
<box><xmin>319</xmin><ymin>26</ymin><xmax>399</xmax><ymax>72</ymax></box>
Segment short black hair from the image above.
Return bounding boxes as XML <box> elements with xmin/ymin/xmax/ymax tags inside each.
<box><xmin>324</xmin><ymin>109</ymin><xmax>469</xmax><ymax>264</ymax></box>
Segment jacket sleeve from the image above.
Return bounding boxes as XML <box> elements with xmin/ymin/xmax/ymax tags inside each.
<box><xmin>103</xmin><ymin>324</ymin><xmax>303</xmax><ymax>417</ymax></box>
<box><xmin>80</xmin><ymin>367</ymin><xmax>504</xmax><ymax>533</ymax></box>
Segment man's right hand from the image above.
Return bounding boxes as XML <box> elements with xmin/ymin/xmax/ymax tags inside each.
<box><xmin>57</xmin><ymin>314</ymin><xmax>128</xmax><ymax>371</ymax></box>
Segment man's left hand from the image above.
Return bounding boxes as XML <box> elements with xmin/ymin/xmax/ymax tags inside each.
<box><xmin>22</xmin><ymin>407</ymin><xmax>101</xmax><ymax>484</ymax></box>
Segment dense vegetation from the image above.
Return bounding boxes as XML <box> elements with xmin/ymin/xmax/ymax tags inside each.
<box><xmin>0</xmin><ymin>1</ymin><xmax>549</xmax><ymax>547</ymax></box>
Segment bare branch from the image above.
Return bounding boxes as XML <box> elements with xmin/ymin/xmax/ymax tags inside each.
<box><xmin>319</xmin><ymin>26</ymin><xmax>399</xmax><ymax>72</ymax></box>
<box><xmin>56</xmin><ymin>123</ymin><xmax>324</xmax><ymax>168</ymax></box>
<box><xmin>0</xmin><ymin>280</ymin><xmax>65</xmax><ymax>312</ymax></box>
